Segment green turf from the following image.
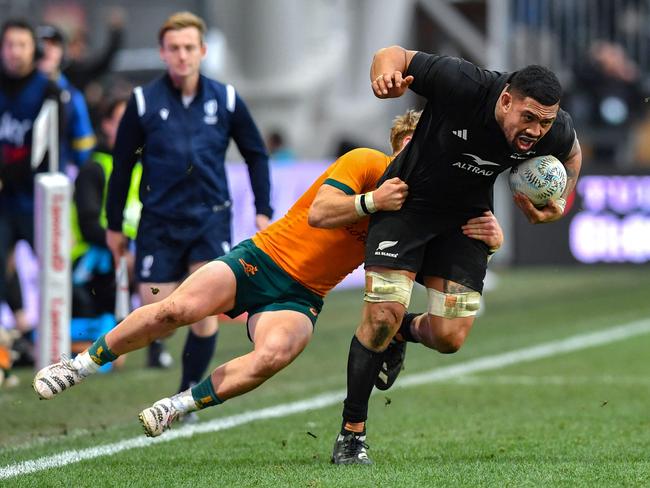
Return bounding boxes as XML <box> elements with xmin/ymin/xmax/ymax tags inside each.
<box><xmin>2</xmin><ymin>267</ymin><xmax>650</xmax><ymax>487</ymax></box>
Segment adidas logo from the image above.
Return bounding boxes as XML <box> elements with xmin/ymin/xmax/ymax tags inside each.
<box><xmin>452</xmin><ymin>129</ymin><xmax>468</xmax><ymax>140</ymax></box>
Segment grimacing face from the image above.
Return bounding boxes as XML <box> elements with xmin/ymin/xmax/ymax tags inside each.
<box><xmin>499</xmin><ymin>91</ymin><xmax>559</xmax><ymax>154</ymax></box>
<box><xmin>1</xmin><ymin>27</ymin><xmax>36</xmax><ymax>77</ymax></box>
<box><xmin>159</xmin><ymin>27</ymin><xmax>205</xmax><ymax>81</ymax></box>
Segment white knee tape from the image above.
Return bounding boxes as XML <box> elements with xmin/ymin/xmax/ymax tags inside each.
<box><xmin>427</xmin><ymin>288</ymin><xmax>481</xmax><ymax>319</ymax></box>
<box><xmin>364</xmin><ymin>271</ymin><xmax>414</xmax><ymax>308</ymax></box>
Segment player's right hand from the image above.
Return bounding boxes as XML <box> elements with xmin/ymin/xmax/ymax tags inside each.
<box><xmin>513</xmin><ymin>192</ymin><xmax>563</xmax><ymax>224</ymax></box>
<box><xmin>371</xmin><ymin>72</ymin><xmax>414</xmax><ymax>98</ymax></box>
<box><xmin>374</xmin><ymin>177</ymin><xmax>408</xmax><ymax>211</ymax></box>
<box><xmin>106</xmin><ymin>229</ymin><xmax>128</xmax><ymax>267</ymax></box>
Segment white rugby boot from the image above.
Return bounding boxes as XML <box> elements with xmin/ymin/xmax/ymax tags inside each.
<box><xmin>138</xmin><ymin>398</ymin><xmax>180</xmax><ymax>437</ymax></box>
<box><xmin>32</xmin><ymin>354</ymin><xmax>96</xmax><ymax>400</ymax></box>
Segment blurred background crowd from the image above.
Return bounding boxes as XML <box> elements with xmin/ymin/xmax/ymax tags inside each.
<box><xmin>2</xmin><ymin>0</ymin><xmax>649</xmax><ymax>163</ymax></box>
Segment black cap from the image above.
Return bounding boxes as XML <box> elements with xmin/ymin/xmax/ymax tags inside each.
<box><xmin>36</xmin><ymin>24</ymin><xmax>65</xmax><ymax>44</ymax></box>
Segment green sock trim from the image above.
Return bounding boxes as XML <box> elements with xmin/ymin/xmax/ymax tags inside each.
<box><xmin>191</xmin><ymin>377</ymin><xmax>223</xmax><ymax>409</ymax></box>
<box><xmin>87</xmin><ymin>334</ymin><xmax>118</xmax><ymax>365</ymax></box>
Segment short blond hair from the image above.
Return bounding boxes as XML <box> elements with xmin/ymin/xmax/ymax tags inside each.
<box><xmin>158</xmin><ymin>11</ymin><xmax>206</xmax><ymax>46</ymax></box>
<box><xmin>390</xmin><ymin>109</ymin><xmax>421</xmax><ymax>153</ymax></box>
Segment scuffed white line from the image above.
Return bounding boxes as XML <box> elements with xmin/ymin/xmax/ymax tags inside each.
<box><xmin>2</xmin><ymin>319</ymin><xmax>650</xmax><ymax>480</ymax></box>
<box><xmin>395</xmin><ymin>319</ymin><xmax>650</xmax><ymax>389</ymax></box>
<box><xmin>448</xmin><ymin>375</ymin><xmax>650</xmax><ymax>386</ymax></box>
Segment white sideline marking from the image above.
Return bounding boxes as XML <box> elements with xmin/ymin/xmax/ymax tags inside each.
<box><xmin>448</xmin><ymin>375</ymin><xmax>650</xmax><ymax>386</ymax></box>
<box><xmin>2</xmin><ymin>319</ymin><xmax>650</xmax><ymax>480</ymax></box>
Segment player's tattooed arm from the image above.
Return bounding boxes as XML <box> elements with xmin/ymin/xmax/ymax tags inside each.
<box><xmin>562</xmin><ymin>136</ymin><xmax>582</xmax><ymax>199</ymax></box>
<box><xmin>516</xmin><ymin>138</ymin><xmax>582</xmax><ymax>225</ymax></box>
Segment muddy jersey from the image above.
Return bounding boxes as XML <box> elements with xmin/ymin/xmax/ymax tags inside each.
<box><xmin>381</xmin><ymin>52</ymin><xmax>576</xmax><ymax>227</ymax></box>
<box><xmin>253</xmin><ymin>148</ymin><xmax>391</xmax><ymax>297</ymax></box>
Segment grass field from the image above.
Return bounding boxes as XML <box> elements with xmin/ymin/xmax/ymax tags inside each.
<box><xmin>1</xmin><ymin>267</ymin><xmax>650</xmax><ymax>487</ymax></box>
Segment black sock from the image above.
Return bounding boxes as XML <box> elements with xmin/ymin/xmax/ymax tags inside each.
<box><xmin>147</xmin><ymin>339</ymin><xmax>164</xmax><ymax>364</ymax></box>
<box><xmin>398</xmin><ymin>312</ymin><xmax>420</xmax><ymax>343</ymax></box>
<box><xmin>178</xmin><ymin>330</ymin><xmax>218</xmax><ymax>393</ymax></box>
<box><xmin>342</xmin><ymin>335</ymin><xmax>385</xmax><ymax>426</ymax></box>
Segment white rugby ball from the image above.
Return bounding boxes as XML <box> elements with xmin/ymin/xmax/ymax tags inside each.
<box><xmin>508</xmin><ymin>155</ymin><xmax>567</xmax><ymax>207</ymax></box>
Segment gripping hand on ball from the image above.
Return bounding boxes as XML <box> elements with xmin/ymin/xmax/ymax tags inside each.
<box><xmin>513</xmin><ymin>192</ymin><xmax>564</xmax><ymax>224</ymax></box>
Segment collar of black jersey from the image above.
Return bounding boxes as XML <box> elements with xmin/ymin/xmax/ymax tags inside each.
<box><xmin>163</xmin><ymin>72</ymin><xmax>206</xmax><ymax>98</ymax></box>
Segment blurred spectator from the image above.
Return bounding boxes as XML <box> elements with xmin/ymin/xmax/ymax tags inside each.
<box><xmin>37</xmin><ymin>23</ymin><xmax>96</xmax><ymax>168</ymax></box>
<box><xmin>70</xmin><ymin>97</ymin><xmax>136</xmax><ymax>371</ymax></box>
<box><xmin>566</xmin><ymin>41</ymin><xmax>646</xmax><ymax>165</ymax></box>
<box><xmin>63</xmin><ymin>6</ymin><xmax>125</xmax><ymax>92</ymax></box>
<box><xmin>3</xmin><ymin>23</ymin><xmax>97</xmax><ymax>367</ymax></box>
<box><xmin>0</xmin><ymin>19</ymin><xmax>63</xmax><ymax>340</ymax></box>
<box><xmin>62</xmin><ymin>6</ymin><xmax>125</xmax><ymax>126</ymax></box>
<box><xmin>266</xmin><ymin>129</ymin><xmax>296</xmax><ymax>162</ymax></box>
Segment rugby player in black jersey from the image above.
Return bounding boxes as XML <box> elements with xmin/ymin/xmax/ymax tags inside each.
<box><xmin>331</xmin><ymin>45</ymin><xmax>582</xmax><ymax>465</ymax></box>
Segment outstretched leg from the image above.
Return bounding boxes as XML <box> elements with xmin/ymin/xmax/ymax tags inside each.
<box><xmin>33</xmin><ymin>261</ymin><xmax>237</xmax><ymax>400</ymax></box>
<box><xmin>139</xmin><ymin>309</ymin><xmax>313</xmax><ymax>436</ymax></box>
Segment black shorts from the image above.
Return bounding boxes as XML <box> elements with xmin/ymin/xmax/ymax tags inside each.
<box><xmin>364</xmin><ymin>211</ymin><xmax>489</xmax><ymax>293</ymax></box>
<box><xmin>135</xmin><ymin>212</ymin><xmax>232</xmax><ymax>283</ymax></box>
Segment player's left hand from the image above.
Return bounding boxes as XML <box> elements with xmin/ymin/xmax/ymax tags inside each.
<box><xmin>255</xmin><ymin>214</ymin><xmax>270</xmax><ymax>230</ymax></box>
<box><xmin>462</xmin><ymin>211</ymin><xmax>503</xmax><ymax>251</ymax></box>
<box><xmin>513</xmin><ymin>193</ymin><xmax>564</xmax><ymax>224</ymax></box>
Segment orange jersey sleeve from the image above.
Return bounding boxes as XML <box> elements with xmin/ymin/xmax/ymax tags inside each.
<box><xmin>253</xmin><ymin>148</ymin><xmax>392</xmax><ymax>296</ymax></box>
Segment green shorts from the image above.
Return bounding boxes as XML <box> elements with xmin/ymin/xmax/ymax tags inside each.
<box><xmin>217</xmin><ymin>239</ymin><xmax>324</xmax><ymax>326</ymax></box>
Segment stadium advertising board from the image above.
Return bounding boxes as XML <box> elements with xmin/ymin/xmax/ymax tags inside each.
<box><xmin>513</xmin><ymin>170</ymin><xmax>650</xmax><ymax>265</ymax></box>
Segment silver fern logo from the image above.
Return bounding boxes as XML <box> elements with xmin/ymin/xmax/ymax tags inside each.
<box><xmin>375</xmin><ymin>240</ymin><xmax>399</xmax><ymax>258</ymax></box>
<box><xmin>377</xmin><ymin>240</ymin><xmax>398</xmax><ymax>251</ymax></box>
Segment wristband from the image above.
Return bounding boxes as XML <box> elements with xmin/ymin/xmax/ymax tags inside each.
<box><xmin>364</xmin><ymin>191</ymin><xmax>377</xmax><ymax>213</ymax></box>
<box><xmin>359</xmin><ymin>193</ymin><xmax>370</xmax><ymax>215</ymax></box>
<box><xmin>354</xmin><ymin>194</ymin><xmax>366</xmax><ymax>217</ymax></box>
<box><xmin>355</xmin><ymin>192</ymin><xmax>378</xmax><ymax>217</ymax></box>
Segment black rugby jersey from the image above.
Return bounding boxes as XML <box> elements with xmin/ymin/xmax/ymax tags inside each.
<box><xmin>382</xmin><ymin>52</ymin><xmax>575</xmax><ymax>225</ymax></box>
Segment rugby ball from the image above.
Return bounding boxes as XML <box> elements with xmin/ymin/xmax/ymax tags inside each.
<box><xmin>508</xmin><ymin>155</ymin><xmax>567</xmax><ymax>207</ymax></box>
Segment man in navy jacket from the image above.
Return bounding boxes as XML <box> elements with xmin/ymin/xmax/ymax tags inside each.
<box><xmin>105</xmin><ymin>11</ymin><xmax>272</xmax><ymax>393</ymax></box>
<box><xmin>0</xmin><ymin>19</ymin><xmax>63</xmax><ymax>333</ymax></box>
